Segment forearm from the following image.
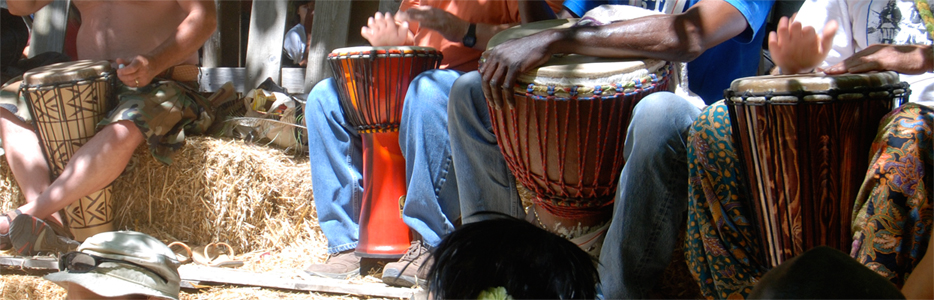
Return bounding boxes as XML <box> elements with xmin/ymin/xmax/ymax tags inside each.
<box><xmin>146</xmin><ymin>1</ymin><xmax>216</xmax><ymax>73</ymax></box>
<box><xmin>6</xmin><ymin>0</ymin><xmax>53</xmax><ymax>16</ymax></box>
<box><xmin>545</xmin><ymin>15</ymin><xmax>704</xmax><ymax>62</ymax></box>
<box><xmin>548</xmin><ymin>0</ymin><xmax>746</xmax><ymax>62</ymax></box>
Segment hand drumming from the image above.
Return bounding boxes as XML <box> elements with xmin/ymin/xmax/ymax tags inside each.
<box><xmin>360</xmin><ymin>12</ymin><xmax>411</xmax><ymax>47</ymax></box>
<box><xmin>767</xmin><ymin>14</ymin><xmax>838</xmax><ymax>75</ymax></box>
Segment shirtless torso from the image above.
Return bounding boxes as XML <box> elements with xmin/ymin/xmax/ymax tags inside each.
<box><xmin>8</xmin><ymin>0</ymin><xmax>214</xmax><ymax>86</ymax></box>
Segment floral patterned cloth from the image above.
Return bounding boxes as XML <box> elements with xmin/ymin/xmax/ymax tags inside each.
<box><xmin>685</xmin><ymin>101</ymin><xmax>933</xmax><ymax>298</ymax></box>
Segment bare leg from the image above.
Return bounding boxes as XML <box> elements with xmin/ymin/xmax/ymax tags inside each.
<box><xmin>0</xmin><ymin>109</ymin><xmax>52</xmax><ymax>206</ymax></box>
<box><xmin>17</xmin><ymin>120</ymin><xmax>143</xmax><ymax>224</ymax></box>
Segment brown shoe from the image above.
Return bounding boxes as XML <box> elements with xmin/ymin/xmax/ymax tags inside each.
<box><xmin>304</xmin><ymin>250</ymin><xmax>361</xmax><ymax>279</ymax></box>
<box><xmin>382</xmin><ymin>241</ymin><xmax>432</xmax><ymax>287</ymax></box>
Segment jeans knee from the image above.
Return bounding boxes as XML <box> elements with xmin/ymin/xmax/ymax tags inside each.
<box><xmin>448</xmin><ymin>71</ymin><xmax>485</xmax><ymax>120</ymax></box>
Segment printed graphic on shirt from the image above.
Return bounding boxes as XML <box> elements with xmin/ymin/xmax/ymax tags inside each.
<box><xmin>867</xmin><ymin>0</ymin><xmax>931</xmax><ymax>45</ymax></box>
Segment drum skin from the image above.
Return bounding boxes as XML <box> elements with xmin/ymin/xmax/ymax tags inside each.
<box><xmin>487</xmin><ymin>55</ymin><xmax>671</xmax><ymax>219</ymax></box>
<box><xmin>328</xmin><ymin>46</ymin><xmax>442</xmax><ymax>258</ymax></box>
<box><xmin>725</xmin><ymin>71</ymin><xmax>907</xmax><ymax>267</ymax></box>
<box><xmin>22</xmin><ymin>60</ymin><xmax>116</xmax><ymax>241</ymax></box>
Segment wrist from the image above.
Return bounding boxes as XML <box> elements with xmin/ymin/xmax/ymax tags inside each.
<box><xmin>462</xmin><ymin>22</ymin><xmax>477</xmax><ymax>48</ymax></box>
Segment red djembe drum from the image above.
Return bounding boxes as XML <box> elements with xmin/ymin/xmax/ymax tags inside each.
<box><xmin>486</xmin><ymin>19</ymin><xmax>671</xmax><ymax>256</ymax></box>
<box><xmin>328</xmin><ymin>46</ymin><xmax>442</xmax><ymax>258</ymax></box>
<box><xmin>21</xmin><ymin>60</ymin><xmax>117</xmax><ymax>241</ymax></box>
<box><xmin>725</xmin><ymin>72</ymin><xmax>907</xmax><ymax>267</ymax></box>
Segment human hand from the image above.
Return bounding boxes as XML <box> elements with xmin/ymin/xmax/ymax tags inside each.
<box><xmin>479</xmin><ymin>32</ymin><xmax>554</xmax><ymax>109</ymax></box>
<box><xmin>768</xmin><ymin>15</ymin><xmax>838</xmax><ymax>75</ymax></box>
<box><xmin>360</xmin><ymin>12</ymin><xmax>411</xmax><ymax>46</ymax></box>
<box><xmin>399</xmin><ymin>6</ymin><xmax>469</xmax><ymax>43</ymax></box>
<box><xmin>824</xmin><ymin>44</ymin><xmax>934</xmax><ymax>75</ymax></box>
<box><xmin>115</xmin><ymin>56</ymin><xmax>157</xmax><ymax>87</ymax></box>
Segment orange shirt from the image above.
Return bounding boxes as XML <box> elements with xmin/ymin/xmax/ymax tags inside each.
<box><xmin>400</xmin><ymin>0</ymin><xmax>564</xmax><ymax>72</ymax></box>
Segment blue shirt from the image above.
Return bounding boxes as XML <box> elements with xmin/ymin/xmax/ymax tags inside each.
<box><xmin>563</xmin><ymin>0</ymin><xmax>773</xmax><ymax>104</ymax></box>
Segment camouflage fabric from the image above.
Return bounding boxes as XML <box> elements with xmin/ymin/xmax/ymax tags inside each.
<box><xmin>0</xmin><ymin>65</ymin><xmax>214</xmax><ymax>165</ymax></box>
<box><xmin>102</xmin><ymin>79</ymin><xmax>214</xmax><ymax>164</ymax></box>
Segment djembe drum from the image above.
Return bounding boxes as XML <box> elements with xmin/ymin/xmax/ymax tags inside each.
<box><xmin>328</xmin><ymin>46</ymin><xmax>442</xmax><ymax>258</ymax></box>
<box><xmin>486</xmin><ymin>19</ymin><xmax>671</xmax><ymax>254</ymax></box>
<box><xmin>21</xmin><ymin>60</ymin><xmax>117</xmax><ymax>241</ymax></box>
<box><xmin>725</xmin><ymin>72</ymin><xmax>907</xmax><ymax>267</ymax></box>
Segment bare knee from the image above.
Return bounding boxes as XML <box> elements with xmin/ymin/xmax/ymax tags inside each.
<box><xmin>99</xmin><ymin>120</ymin><xmax>144</xmax><ymax>147</ymax></box>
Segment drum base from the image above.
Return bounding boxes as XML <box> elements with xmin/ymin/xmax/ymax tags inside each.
<box><xmin>356</xmin><ymin>131</ymin><xmax>412</xmax><ymax>259</ymax></box>
<box><xmin>65</xmin><ymin>186</ymin><xmax>114</xmax><ymax>242</ymax></box>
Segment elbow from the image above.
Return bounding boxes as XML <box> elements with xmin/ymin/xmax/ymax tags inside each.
<box><xmin>661</xmin><ymin>38</ymin><xmax>704</xmax><ymax>62</ymax></box>
<box><xmin>675</xmin><ymin>43</ymin><xmax>705</xmax><ymax>62</ymax></box>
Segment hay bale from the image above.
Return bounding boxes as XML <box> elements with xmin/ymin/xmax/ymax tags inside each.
<box><xmin>0</xmin><ymin>275</ymin><xmax>65</xmax><ymax>300</ymax></box>
<box><xmin>0</xmin><ymin>136</ymin><xmax>331</xmax><ymax>269</ymax></box>
<box><xmin>111</xmin><ymin>136</ymin><xmax>320</xmax><ymax>256</ymax></box>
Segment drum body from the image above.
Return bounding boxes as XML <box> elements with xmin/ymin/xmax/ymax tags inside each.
<box><xmin>328</xmin><ymin>46</ymin><xmax>442</xmax><ymax>258</ymax></box>
<box><xmin>725</xmin><ymin>72</ymin><xmax>907</xmax><ymax>267</ymax></box>
<box><xmin>491</xmin><ymin>57</ymin><xmax>671</xmax><ymax>219</ymax></box>
<box><xmin>21</xmin><ymin>60</ymin><xmax>116</xmax><ymax>241</ymax></box>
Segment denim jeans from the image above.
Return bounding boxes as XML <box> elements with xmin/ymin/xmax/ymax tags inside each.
<box><xmin>448</xmin><ymin>71</ymin><xmax>699</xmax><ymax>298</ymax></box>
<box><xmin>305</xmin><ymin>69</ymin><xmax>462</xmax><ymax>254</ymax></box>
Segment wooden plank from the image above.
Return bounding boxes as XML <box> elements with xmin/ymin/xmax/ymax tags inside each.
<box><xmin>304</xmin><ymin>0</ymin><xmax>352</xmax><ymax>92</ymax></box>
<box><xmin>245</xmin><ymin>0</ymin><xmax>288</xmax><ymax>90</ymax></box>
<box><xmin>27</xmin><ymin>0</ymin><xmax>69</xmax><ymax>57</ymax></box>
<box><xmin>199</xmin><ymin>67</ymin><xmax>304</xmax><ymax>94</ymax></box>
<box><xmin>0</xmin><ymin>256</ymin><xmax>58</xmax><ymax>270</ymax></box>
<box><xmin>178</xmin><ymin>265</ymin><xmax>415</xmax><ymax>298</ymax></box>
<box><xmin>201</xmin><ymin>0</ymin><xmax>223</xmax><ymax>68</ymax></box>
<box><xmin>202</xmin><ymin>0</ymin><xmax>242</xmax><ymax>68</ymax></box>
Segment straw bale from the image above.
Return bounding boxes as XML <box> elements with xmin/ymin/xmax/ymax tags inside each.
<box><xmin>0</xmin><ymin>275</ymin><xmax>65</xmax><ymax>300</ymax></box>
<box><xmin>111</xmin><ymin>136</ymin><xmax>318</xmax><ymax>255</ymax></box>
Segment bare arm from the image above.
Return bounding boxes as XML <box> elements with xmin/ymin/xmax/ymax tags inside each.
<box><xmin>6</xmin><ymin>0</ymin><xmax>53</xmax><ymax>16</ymax></box>
<box><xmin>116</xmin><ymin>0</ymin><xmax>217</xmax><ymax>87</ymax></box>
<box><xmin>823</xmin><ymin>44</ymin><xmax>934</xmax><ymax>75</ymax></box>
<box><xmin>481</xmin><ymin>0</ymin><xmax>750</xmax><ymax>108</ymax></box>
<box><xmin>398</xmin><ymin>6</ymin><xmax>514</xmax><ymax>50</ymax></box>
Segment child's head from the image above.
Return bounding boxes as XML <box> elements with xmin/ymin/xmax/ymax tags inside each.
<box><xmin>428</xmin><ymin>215</ymin><xmax>598</xmax><ymax>299</ymax></box>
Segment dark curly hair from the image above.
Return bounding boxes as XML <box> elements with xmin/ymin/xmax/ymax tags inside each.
<box><xmin>427</xmin><ymin>214</ymin><xmax>598</xmax><ymax>299</ymax></box>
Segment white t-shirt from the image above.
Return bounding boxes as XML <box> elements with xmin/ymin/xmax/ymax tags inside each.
<box><xmin>283</xmin><ymin>24</ymin><xmax>306</xmax><ymax>65</ymax></box>
<box><xmin>796</xmin><ymin>0</ymin><xmax>934</xmax><ymax>106</ymax></box>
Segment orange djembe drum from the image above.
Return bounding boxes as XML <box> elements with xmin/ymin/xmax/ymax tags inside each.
<box><xmin>725</xmin><ymin>72</ymin><xmax>906</xmax><ymax>267</ymax></box>
<box><xmin>21</xmin><ymin>60</ymin><xmax>117</xmax><ymax>241</ymax></box>
<box><xmin>486</xmin><ymin>19</ymin><xmax>671</xmax><ymax>255</ymax></box>
<box><xmin>328</xmin><ymin>46</ymin><xmax>442</xmax><ymax>258</ymax></box>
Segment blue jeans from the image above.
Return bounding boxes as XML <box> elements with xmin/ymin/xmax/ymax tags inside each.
<box><xmin>448</xmin><ymin>71</ymin><xmax>699</xmax><ymax>298</ymax></box>
<box><xmin>305</xmin><ymin>69</ymin><xmax>462</xmax><ymax>254</ymax></box>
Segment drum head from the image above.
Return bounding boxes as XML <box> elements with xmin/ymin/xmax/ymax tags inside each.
<box><xmin>329</xmin><ymin>46</ymin><xmax>441</xmax><ymax>57</ymax></box>
<box><xmin>22</xmin><ymin>60</ymin><xmax>112</xmax><ymax>86</ymax></box>
<box><xmin>487</xmin><ymin>19</ymin><xmax>574</xmax><ymax>50</ymax></box>
<box><xmin>488</xmin><ymin>18</ymin><xmax>667</xmax><ymax>94</ymax></box>
<box><xmin>727</xmin><ymin>72</ymin><xmax>904</xmax><ymax>104</ymax></box>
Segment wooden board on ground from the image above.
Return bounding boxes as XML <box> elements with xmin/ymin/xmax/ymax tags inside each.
<box><xmin>179</xmin><ymin>265</ymin><xmax>416</xmax><ymax>298</ymax></box>
<box><xmin>0</xmin><ymin>256</ymin><xmax>58</xmax><ymax>270</ymax></box>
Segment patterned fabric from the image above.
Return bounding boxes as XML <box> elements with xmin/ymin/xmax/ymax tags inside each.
<box><xmin>916</xmin><ymin>0</ymin><xmax>934</xmax><ymax>40</ymax></box>
<box><xmin>685</xmin><ymin>101</ymin><xmax>768</xmax><ymax>299</ymax></box>
<box><xmin>684</xmin><ymin>101</ymin><xmax>933</xmax><ymax>298</ymax></box>
<box><xmin>851</xmin><ymin>103</ymin><xmax>933</xmax><ymax>287</ymax></box>
<box><xmin>101</xmin><ymin>79</ymin><xmax>214</xmax><ymax>164</ymax></box>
